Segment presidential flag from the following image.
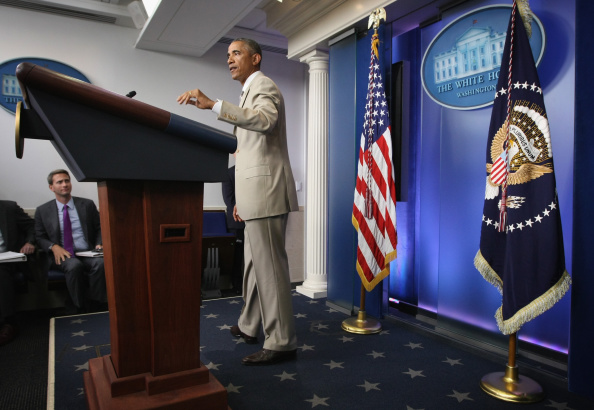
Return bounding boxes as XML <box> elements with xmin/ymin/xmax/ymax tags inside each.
<box><xmin>474</xmin><ymin>1</ymin><xmax>571</xmax><ymax>335</ymax></box>
<box><xmin>352</xmin><ymin>32</ymin><xmax>398</xmax><ymax>292</ymax></box>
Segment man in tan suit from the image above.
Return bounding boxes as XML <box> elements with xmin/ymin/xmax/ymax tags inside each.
<box><xmin>178</xmin><ymin>38</ymin><xmax>299</xmax><ymax>365</ymax></box>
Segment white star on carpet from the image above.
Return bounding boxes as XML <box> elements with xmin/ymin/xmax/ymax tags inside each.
<box><xmin>324</xmin><ymin>360</ymin><xmax>344</xmax><ymax>370</ymax></box>
<box><xmin>74</xmin><ymin>362</ymin><xmax>88</xmax><ymax>372</ymax></box>
<box><xmin>70</xmin><ymin>319</ymin><xmax>86</xmax><ymax>324</ymax></box>
<box><xmin>339</xmin><ymin>336</ymin><xmax>354</xmax><ymax>343</ymax></box>
<box><xmin>314</xmin><ymin>323</ymin><xmax>329</xmax><ymax>330</ymax></box>
<box><xmin>307</xmin><ymin>300</ymin><xmax>319</xmax><ymax>305</ymax></box>
<box><xmin>403</xmin><ymin>368</ymin><xmax>425</xmax><ymax>379</ymax></box>
<box><xmin>367</xmin><ymin>350</ymin><xmax>385</xmax><ymax>359</ymax></box>
<box><xmin>405</xmin><ymin>342</ymin><xmax>423</xmax><ymax>349</ymax></box>
<box><xmin>72</xmin><ymin>344</ymin><xmax>92</xmax><ymax>351</ymax></box>
<box><xmin>204</xmin><ymin>313</ymin><xmax>218</xmax><ymax>319</ymax></box>
<box><xmin>200</xmin><ymin>345</ymin><xmax>205</xmax><ymax>351</ymax></box>
<box><xmin>406</xmin><ymin>406</ymin><xmax>424</xmax><ymax>410</ymax></box>
<box><xmin>546</xmin><ymin>400</ymin><xmax>574</xmax><ymax>410</ymax></box>
<box><xmin>225</xmin><ymin>383</ymin><xmax>242</xmax><ymax>393</ymax></box>
<box><xmin>217</xmin><ymin>324</ymin><xmax>232</xmax><ymax>330</ymax></box>
<box><xmin>358</xmin><ymin>380</ymin><xmax>380</xmax><ymax>392</ymax></box>
<box><xmin>326</xmin><ymin>308</ymin><xmax>338</xmax><ymax>313</ymax></box>
<box><xmin>447</xmin><ymin>390</ymin><xmax>473</xmax><ymax>402</ymax></box>
<box><xmin>305</xmin><ymin>394</ymin><xmax>330</xmax><ymax>407</ymax></box>
<box><xmin>205</xmin><ymin>361</ymin><xmax>221</xmax><ymax>371</ymax></box>
<box><xmin>443</xmin><ymin>357</ymin><xmax>463</xmax><ymax>366</ymax></box>
<box><xmin>299</xmin><ymin>344</ymin><xmax>315</xmax><ymax>351</ymax></box>
<box><xmin>228</xmin><ymin>300</ymin><xmax>241</xmax><ymax>304</ymax></box>
<box><xmin>275</xmin><ymin>371</ymin><xmax>297</xmax><ymax>381</ymax></box>
<box><xmin>77</xmin><ymin>387</ymin><xmax>84</xmax><ymax>396</ymax></box>
<box><xmin>71</xmin><ymin>330</ymin><xmax>89</xmax><ymax>337</ymax></box>
<box><xmin>295</xmin><ymin>313</ymin><xmax>307</xmax><ymax>318</ymax></box>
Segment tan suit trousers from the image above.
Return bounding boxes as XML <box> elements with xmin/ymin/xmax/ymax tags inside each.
<box><xmin>238</xmin><ymin>213</ymin><xmax>297</xmax><ymax>351</ymax></box>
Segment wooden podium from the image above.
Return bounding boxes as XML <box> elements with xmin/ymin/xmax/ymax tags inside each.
<box><xmin>15</xmin><ymin>63</ymin><xmax>236</xmax><ymax>409</ymax></box>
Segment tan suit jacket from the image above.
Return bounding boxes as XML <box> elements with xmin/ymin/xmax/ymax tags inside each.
<box><xmin>218</xmin><ymin>73</ymin><xmax>298</xmax><ymax>220</ymax></box>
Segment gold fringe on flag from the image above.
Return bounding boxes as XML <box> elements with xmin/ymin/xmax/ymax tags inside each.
<box><xmin>496</xmin><ymin>272</ymin><xmax>571</xmax><ymax>335</ymax></box>
<box><xmin>474</xmin><ymin>250</ymin><xmax>503</xmax><ymax>294</ymax></box>
<box><xmin>353</xmin><ymin>214</ymin><xmax>397</xmax><ymax>292</ymax></box>
<box><xmin>356</xmin><ymin>249</ymin><xmax>397</xmax><ymax>292</ymax></box>
<box><xmin>474</xmin><ymin>250</ymin><xmax>572</xmax><ymax>335</ymax></box>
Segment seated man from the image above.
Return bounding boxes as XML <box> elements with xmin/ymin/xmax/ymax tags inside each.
<box><xmin>35</xmin><ymin>169</ymin><xmax>106</xmax><ymax>313</ymax></box>
<box><xmin>0</xmin><ymin>200</ymin><xmax>36</xmax><ymax>346</ymax></box>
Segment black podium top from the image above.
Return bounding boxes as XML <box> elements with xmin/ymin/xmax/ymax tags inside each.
<box><xmin>15</xmin><ymin>62</ymin><xmax>236</xmax><ymax>183</ymax></box>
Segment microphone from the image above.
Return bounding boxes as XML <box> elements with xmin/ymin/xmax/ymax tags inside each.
<box><xmin>125</xmin><ymin>91</ymin><xmax>137</xmax><ymax>98</ymax></box>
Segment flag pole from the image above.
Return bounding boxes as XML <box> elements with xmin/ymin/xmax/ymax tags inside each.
<box><xmin>342</xmin><ymin>283</ymin><xmax>382</xmax><ymax>334</ymax></box>
<box><xmin>479</xmin><ymin>333</ymin><xmax>544</xmax><ymax>403</ymax></box>
<box><xmin>344</xmin><ymin>7</ymin><xmax>391</xmax><ymax>336</ymax></box>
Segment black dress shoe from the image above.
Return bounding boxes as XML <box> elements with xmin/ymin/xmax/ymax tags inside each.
<box><xmin>230</xmin><ymin>325</ymin><xmax>258</xmax><ymax>344</ymax></box>
<box><xmin>242</xmin><ymin>349</ymin><xmax>297</xmax><ymax>366</ymax></box>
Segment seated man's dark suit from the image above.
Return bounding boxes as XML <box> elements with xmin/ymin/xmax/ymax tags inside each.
<box><xmin>0</xmin><ymin>200</ymin><xmax>36</xmax><ymax>324</ymax></box>
<box><xmin>35</xmin><ymin>197</ymin><xmax>106</xmax><ymax>309</ymax></box>
<box><xmin>222</xmin><ymin>165</ymin><xmax>245</xmax><ymax>293</ymax></box>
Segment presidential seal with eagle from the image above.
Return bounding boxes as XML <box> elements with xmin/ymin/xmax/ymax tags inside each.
<box><xmin>485</xmin><ymin>98</ymin><xmax>554</xmax><ymax>207</ymax></box>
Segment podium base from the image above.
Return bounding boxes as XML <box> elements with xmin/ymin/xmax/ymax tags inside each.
<box><xmin>84</xmin><ymin>355</ymin><xmax>228</xmax><ymax>409</ymax></box>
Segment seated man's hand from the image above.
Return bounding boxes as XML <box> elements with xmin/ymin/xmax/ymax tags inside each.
<box><xmin>233</xmin><ymin>205</ymin><xmax>244</xmax><ymax>222</ymax></box>
<box><xmin>95</xmin><ymin>245</ymin><xmax>103</xmax><ymax>251</ymax></box>
<box><xmin>51</xmin><ymin>244</ymin><xmax>71</xmax><ymax>265</ymax></box>
<box><xmin>20</xmin><ymin>242</ymin><xmax>35</xmax><ymax>255</ymax></box>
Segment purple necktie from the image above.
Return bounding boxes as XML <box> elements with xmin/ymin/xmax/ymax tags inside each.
<box><xmin>63</xmin><ymin>205</ymin><xmax>74</xmax><ymax>254</ymax></box>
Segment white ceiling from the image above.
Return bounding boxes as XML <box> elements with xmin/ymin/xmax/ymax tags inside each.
<box><xmin>0</xmin><ymin>0</ymin><xmax>461</xmax><ymax>58</ymax></box>
<box><xmin>135</xmin><ymin>0</ymin><xmax>288</xmax><ymax>57</ymax></box>
<box><xmin>0</xmin><ymin>0</ymin><xmax>294</xmax><ymax>56</ymax></box>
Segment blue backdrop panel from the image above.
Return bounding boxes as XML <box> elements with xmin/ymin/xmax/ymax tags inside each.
<box><xmin>389</xmin><ymin>29</ymin><xmax>420</xmax><ymax>307</ymax></box>
<box><xmin>327</xmin><ymin>33</ymin><xmax>358</xmax><ymax>311</ymax></box>
<box><xmin>569</xmin><ymin>0</ymin><xmax>594</xmax><ymax>399</ymax></box>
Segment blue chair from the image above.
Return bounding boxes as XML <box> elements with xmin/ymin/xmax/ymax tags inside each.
<box><xmin>201</xmin><ymin>211</ymin><xmax>236</xmax><ymax>299</ymax></box>
<box><xmin>47</xmin><ymin>269</ymin><xmax>66</xmax><ymax>291</ymax></box>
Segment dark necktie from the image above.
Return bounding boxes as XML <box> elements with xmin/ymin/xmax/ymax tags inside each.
<box><xmin>63</xmin><ymin>205</ymin><xmax>74</xmax><ymax>254</ymax></box>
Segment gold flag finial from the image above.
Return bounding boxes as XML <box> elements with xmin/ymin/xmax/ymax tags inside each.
<box><xmin>368</xmin><ymin>8</ymin><xmax>386</xmax><ymax>58</ymax></box>
<box><xmin>368</xmin><ymin>8</ymin><xmax>386</xmax><ymax>33</ymax></box>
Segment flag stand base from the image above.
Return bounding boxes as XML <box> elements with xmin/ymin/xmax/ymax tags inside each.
<box><xmin>341</xmin><ymin>310</ymin><xmax>382</xmax><ymax>335</ymax></box>
<box><xmin>480</xmin><ymin>365</ymin><xmax>544</xmax><ymax>403</ymax></box>
<box><xmin>480</xmin><ymin>333</ymin><xmax>544</xmax><ymax>403</ymax></box>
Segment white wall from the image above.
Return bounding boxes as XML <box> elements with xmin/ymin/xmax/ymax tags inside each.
<box><xmin>0</xmin><ymin>7</ymin><xmax>307</xmax><ymax>210</ymax></box>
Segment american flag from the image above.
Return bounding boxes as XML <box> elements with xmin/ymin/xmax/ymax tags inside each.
<box><xmin>475</xmin><ymin>1</ymin><xmax>571</xmax><ymax>335</ymax></box>
<box><xmin>352</xmin><ymin>32</ymin><xmax>397</xmax><ymax>292</ymax></box>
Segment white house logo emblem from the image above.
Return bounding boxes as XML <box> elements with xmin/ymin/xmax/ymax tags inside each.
<box><xmin>421</xmin><ymin>5</ymin><xmax>545</xmax><ymax>110</ymax></box>
<box><xmin>0</xmin><ymin>58</ymin><xmax>90</xmax><ymax>114</ymax></box>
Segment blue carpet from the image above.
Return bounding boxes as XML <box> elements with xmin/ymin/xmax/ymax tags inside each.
<box><xmin>49</xmin><ymin>292</ymin><xmax>593</xmax><ymax>409</ymax></box>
